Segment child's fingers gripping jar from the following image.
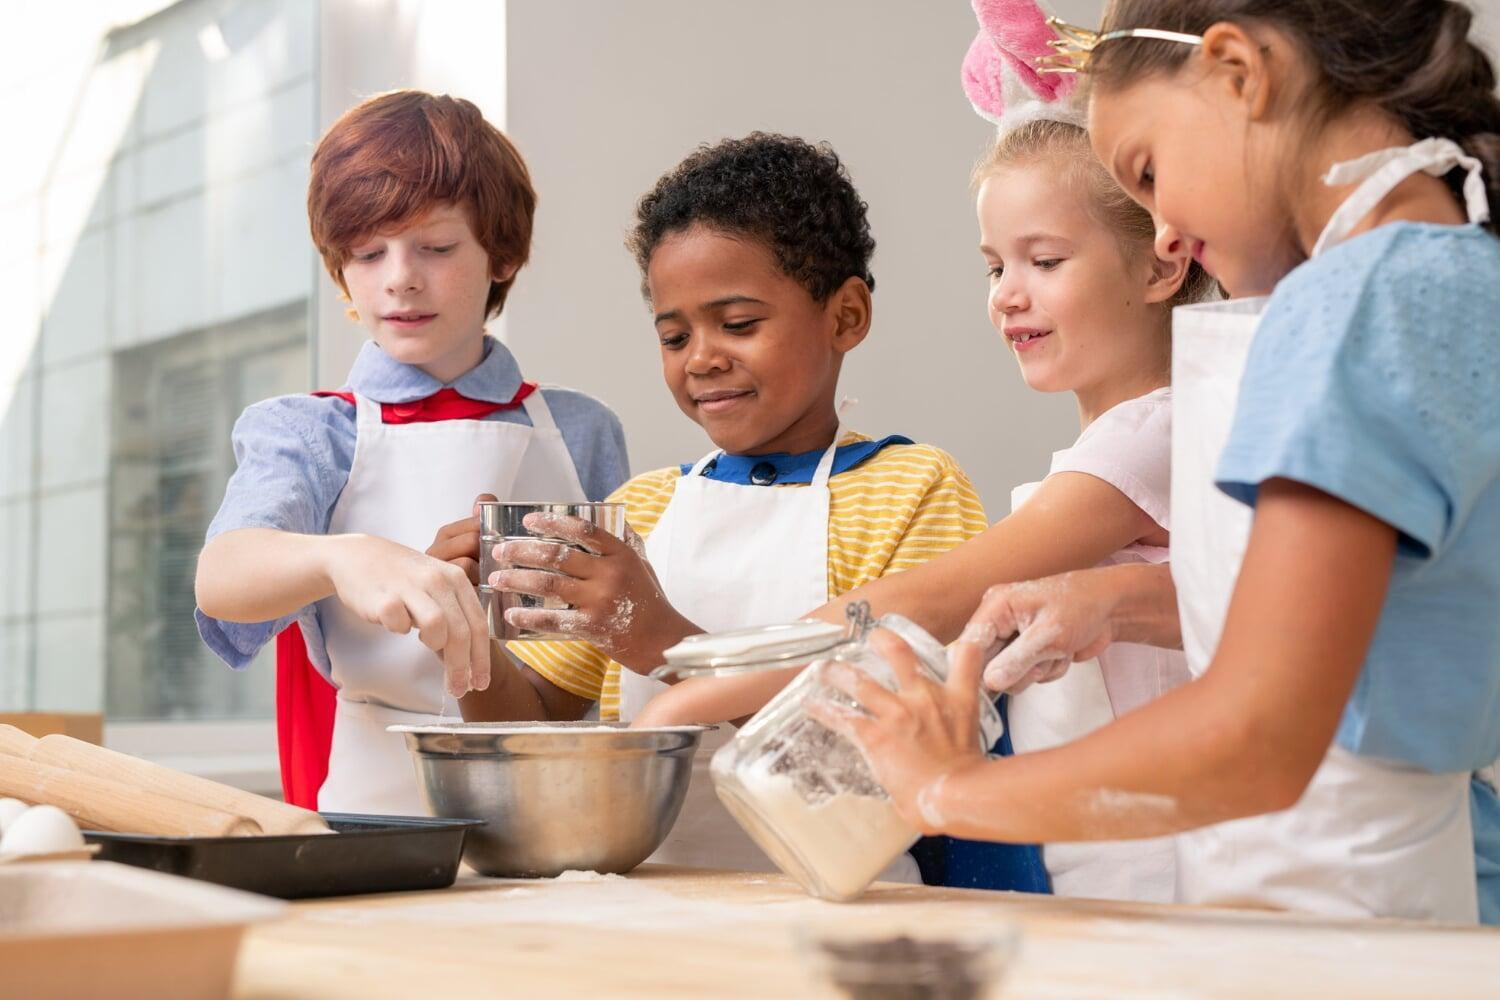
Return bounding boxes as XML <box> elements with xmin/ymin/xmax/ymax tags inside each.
<box><xmin>655</xmin><ymin>606</ymin><xmax>1004</xmax><ymax>901</ymax></box>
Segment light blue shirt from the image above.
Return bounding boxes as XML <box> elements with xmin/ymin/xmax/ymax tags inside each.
<box><xmin>1216</xmin><ymin>222</ymin><xmax>1500</xmax><ymax>922</ymax></box>
<box><xmin>194</xmin><ymin>337</ymin><xmax>628</xmax><ymax>675</ymax></box>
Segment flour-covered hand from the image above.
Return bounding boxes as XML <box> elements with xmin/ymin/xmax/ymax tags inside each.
<box><xmin>959</xmin><ymin>571</ymin><xmax>1120</xmax><ymax>694</ymax></box>
<box><xmin>324</xmin><ymin>533</ymin><xmax>490</xmax><ymax>698</ymax></box>
<box><xmin>806</xmin><ymin>630</ymin><xmax>988</xmax><ymax>835</ymax></box>
<box><xmin>488</xmin><ymin>512</ymin><xmax>697</xmax><ymax>669</ymax></box>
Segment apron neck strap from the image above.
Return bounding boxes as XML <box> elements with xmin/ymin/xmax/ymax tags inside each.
<box><xmin>688</xmin><ymin>449</ymin><xmax>719</xmax><ymax>477</ymax></box>
<box><xmin>351</xmin><ymin>391</ymin><xmax>381</xmax><ymax>430</ymax></box>
<box><xmin>520</xmin><ymin>386</ymin><xmax>558</xmax><ymax>431</ymax></box>
<box><xmin>1312</xmin><ymin>137</ymin><xmax>1491</xmax><ymax>257</ymax></box>
<box><xmin>810</xmin><ymin>426</ymin><xmax>842</xmax><ymax>487</ymax></box>
<box><xmin>811</xmin><ymin>395</ymin><xmax>858</xmax><ymax>487</ymax></box>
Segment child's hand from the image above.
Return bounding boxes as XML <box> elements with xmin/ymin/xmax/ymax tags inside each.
<box><xmin>959</xmin><ymin>571</ymin><xmax>1119</xmax><ymax>694</ymax></box>
<box><xmin>489</xmin><ymin>512</ymin><xmax>696</xmax><ymax>669</ymax></box>
<box><xmin>807</xmin><ymin>630</ymin><xmax>989</xmax><ymax>834</ymax></box>
<box><xmin>426</xmin><ymin>493</ymin><xmax>498</xmax><ymax>585</ymax></box>
<box><xmin>323</xmin><ymin>533</ymin><xmax>491</xmax><ymax>698</ymax></box>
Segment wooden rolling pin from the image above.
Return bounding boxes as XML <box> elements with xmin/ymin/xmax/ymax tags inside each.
<box><xmin>28</xmin><ymin>734</ymin><xmax>331</xmax><ymax>836</ymax></box>
<box><xmin>0</xmin><ymin>754</ymin><xmax>261</xmax><ymax>837</ymax></box>
<box><xmin>0</xmin><ymin>724</ymin><xmax>36</xmax><ymax>757</ymax></box>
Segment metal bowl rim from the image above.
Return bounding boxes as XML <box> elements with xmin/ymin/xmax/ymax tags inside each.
<box><xmin>395</xmin><ymin>722</ymin><xmax>714</xmax><ymax>759</ymax></box>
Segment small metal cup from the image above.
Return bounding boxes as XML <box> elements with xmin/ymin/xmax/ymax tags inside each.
<box><xmin>477</xmin><ymin>501</ymin><xmax>627</xmax><ymax>641</ymax></box>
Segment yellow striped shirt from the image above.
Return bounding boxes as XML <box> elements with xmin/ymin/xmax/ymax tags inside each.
<box><xmin>511</xmin><ymin>436</ymin><xmax>987</xmax><ymax>719</ymax></box>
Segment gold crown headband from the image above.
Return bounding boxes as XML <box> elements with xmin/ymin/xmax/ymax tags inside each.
<box><xmin>1037</xmin><ymin>16</ymin><xmax>1203</xmax><ymax>75</ymax></box>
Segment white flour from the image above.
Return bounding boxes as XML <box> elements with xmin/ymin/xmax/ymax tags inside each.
<box><xmin>916</xmin><ymin>774</ymin><xmax>950</xmax><ymax>830</ymax></box>
<box><xmin>306</xmin><ymin>882</ymin><xmax>779</xmax><ymax>931</ymax></box>
<box><xmin>1083</xmin><ymin>787</ymin><xmax>1180</xmax><ymax>831</ymax></box>
<box><xmin>734</xmin><ymin>763</ymin><xmax>917</xmax><ymax>901</ymax></box>
<box><xmin>603</xmin><ymin>595</ymin><xmax>636</xmax><ymax>636</ymax></box>
<box><xmin>552</xmin><ymin>870</ymin><xmax>626</xmax><ymax>883</ymax></box>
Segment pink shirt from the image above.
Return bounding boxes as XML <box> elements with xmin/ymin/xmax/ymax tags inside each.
<box><xmin>1048</xmin><ymin>385</ymin><xmax>1187</xmax><ymax>718</ymax></box>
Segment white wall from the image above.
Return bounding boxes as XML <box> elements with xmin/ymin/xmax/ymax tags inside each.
<box><xmin>313</xmin><ymin>0</ymin><xmax>509</xmax><ymax>388</ymax></box>
<box><xmin>504</xmin><ymin>1</ymin><xmax>1080</xmax><ymax>514</ymax></box>
<box><xmin>1476</xmin><ymin>0</ymin><xmax>1500</xmax><ymax>57</ymax></box>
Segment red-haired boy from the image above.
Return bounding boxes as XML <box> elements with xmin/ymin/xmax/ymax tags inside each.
<box><xmin>194</xmin><ymin>91</ymin><xmax>626</xmax><ymax>814</ymax></box>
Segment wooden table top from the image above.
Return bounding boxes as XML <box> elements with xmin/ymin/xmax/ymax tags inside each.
<box><xmin>233</xmin><ymin>866</ymin><xmax>1500</xmax><ymax>998</ymax></box>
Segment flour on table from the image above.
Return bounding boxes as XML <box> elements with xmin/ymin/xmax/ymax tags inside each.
<box><xmin>305</xmin><ymin>881</ymin><xmax>783</xmax><ymax>932</ymax></box>
<box><xmin>552</xmin><ymin>869</ymin><xmax>625</xmax><ymax>883</ymax></box>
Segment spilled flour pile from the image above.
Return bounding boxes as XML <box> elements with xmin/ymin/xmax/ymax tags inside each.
<box><xmin>307</xmin><ymin>880</ymin><xmax>795</xmax><ymax>932</ymax></box>
<box><xmin>551</xmin><ymin>870</ymin><xmax>626</xmax><ymax>883</ymax></box>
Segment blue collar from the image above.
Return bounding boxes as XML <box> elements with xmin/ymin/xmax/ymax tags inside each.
<box><xmin>344</xmin><ymin>336</ymin><xmax>526</xmax><ymax>404</ymax></box>
<box><xmin>680</xmin><ymin>435</ymin><xmax>913</xmax><ymax>486</ymax></box>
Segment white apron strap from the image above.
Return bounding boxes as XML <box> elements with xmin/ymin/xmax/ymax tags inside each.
<box><xmin>807</xmin><ymin>395</ymin><xmax>859</xmax><ymax>488</ymax></box>
<box><xmin>811</xmin><ymin>424</ymin><xmax>843</xmax><ymax>487</ymax></box>
<box><xmin>520</xmin><ymin>385</ymin><xmax>558</xmax><ymax>431</ymax></box>
<box><xmin>351</xmin><ymin>390</ymin><xmax>382</xmax><ymax>431</ymax></box>
<box><xmin>687</xmin><ymin>449</ymin><xmax>720</xmax><ymax>477</ymax></box>
<box><xmin>1313</xmin><ymin>137</ymin><xmax>1491</xmax><ymax>257</ymax></box>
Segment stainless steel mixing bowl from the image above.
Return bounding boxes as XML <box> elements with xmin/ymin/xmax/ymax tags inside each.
<box><xmin>477</xmin><ymin>501</ymin><xmax>627</xmax><ymax>641</ymax></box>
<box><xmin>397</xmin><ymin>721</ymin><xmax>710</xmax><ymax>877</ymax></box>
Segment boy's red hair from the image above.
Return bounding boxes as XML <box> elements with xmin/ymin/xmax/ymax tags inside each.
<box><xmin>308</xmin><ymin>90</ymin><xmax>536</xmax><ymax>317</ymax></box>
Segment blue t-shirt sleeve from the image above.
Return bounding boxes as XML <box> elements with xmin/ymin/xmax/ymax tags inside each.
<box><xmin>194</xmin><ymin>395</ymin><xmax>355</xmax><ymax>670</ymax></box>
<box><xmin>1215</xmin><ymin>227</ymin><xmax>1498</xmax><ymax>559</ymax></box>
<box><xmin>541</xmin><ymin>387</ymin><xmax>630</xmax><ymax>500</ymax></box>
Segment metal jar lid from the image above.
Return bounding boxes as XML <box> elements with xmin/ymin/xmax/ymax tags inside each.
<box><xmin>649</xmin><ymin>604</ymin><xmax>873</xmax><ymax>681</ymax></box>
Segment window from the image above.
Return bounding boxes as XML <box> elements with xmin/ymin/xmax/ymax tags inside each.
<box><xmin>107</xmin><ymin>302</ymin><xmax>307</xmax><ymax>722</ymax></box>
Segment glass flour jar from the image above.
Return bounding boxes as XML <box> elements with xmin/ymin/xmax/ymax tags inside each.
<box><xmin>654</xmin><ymin>606</ymin><xmax>1004</xmax><ymax>902</ymax></box>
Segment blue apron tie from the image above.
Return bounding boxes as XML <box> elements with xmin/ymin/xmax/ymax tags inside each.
<box><xmin>911</xmin><ymin>694</ymin><xmax>1052</xmax><ymax>893</ymax></box>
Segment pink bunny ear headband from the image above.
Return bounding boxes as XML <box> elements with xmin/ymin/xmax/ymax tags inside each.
<box><xmin>961</xmin><ymin>0</ymin><xmax>1084</xmax><ymax>134</ymax></box>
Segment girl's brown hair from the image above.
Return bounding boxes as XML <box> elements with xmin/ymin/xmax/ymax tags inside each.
<box><xmin>973</xmin><ymin>118</ymin><xmax>1217</xmax><ymax>307</ymax></box>
<box><xmin>1089</xmin><ymin>0</ymin><xmax>1500</xmax><ymax>238</ymax></box>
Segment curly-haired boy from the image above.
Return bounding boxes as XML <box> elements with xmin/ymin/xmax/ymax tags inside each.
<box><xmin>441</xmin><ymin>133</ymin><xmax>987</xmax><ymax>876</ymax></box>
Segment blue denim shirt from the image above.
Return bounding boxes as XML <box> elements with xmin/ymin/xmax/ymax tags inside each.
<box><xmin>194</xmin><ymin>337</ymin><xmax>628</xmax><ymax>675</ymax></box>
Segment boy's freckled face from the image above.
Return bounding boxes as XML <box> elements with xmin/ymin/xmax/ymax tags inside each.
<box><xmin>341</xmin><ymin>203</ymin><xmax>503</xmax><ymax>381</ymax></box>
<box><xmin>647</xmin><ymin>226</ymin><xmax>845</xmax><ymax>456</ymax></box>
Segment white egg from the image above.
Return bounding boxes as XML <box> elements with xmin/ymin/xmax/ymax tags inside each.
<box><xmin>0</xmin><ymin>804</ymin><xmax>85</xmax><ymax>856</ymax></box>
<box><xmin>0</xmin><ymin>798</ymin><xmax>29</xmax><ymax>833</ymax></box>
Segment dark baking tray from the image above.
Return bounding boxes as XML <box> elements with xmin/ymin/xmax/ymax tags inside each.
<box><xmin>83</xmin><ymin>813</ymin><xmax>484</xmax><ymax>899</ymax></box>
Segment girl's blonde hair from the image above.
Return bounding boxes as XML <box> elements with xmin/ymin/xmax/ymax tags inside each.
<box><xmin>973</xmin><ymin>119</ymin><xmax>1217</xmax><ymax>307</ymax></box>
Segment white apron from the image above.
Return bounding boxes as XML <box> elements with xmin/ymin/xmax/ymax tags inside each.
<box><xmin>1007</xmin><ymin>480</ymin><xmax>1177</xmax><ymax>903</ymax></box>
<box><xmin>1172</xmin><ymin>138</ymin><xmax>1490</xmax><ymax>921</ymax></box>
<box><xmin>317</xmin><ymin>387</ymin><xmax>586</xmax><ymax>815</ymax></box>
<box><xmin>619</xmin><ymin>433</ymin><xmax>920</xmax><ymax>882</ymax></box>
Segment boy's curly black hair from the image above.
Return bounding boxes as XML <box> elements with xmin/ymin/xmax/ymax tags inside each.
<box><xmin>627</xmin><ymin>132</ymin><xmax>876</xmax><ymax>301</ymax></box>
